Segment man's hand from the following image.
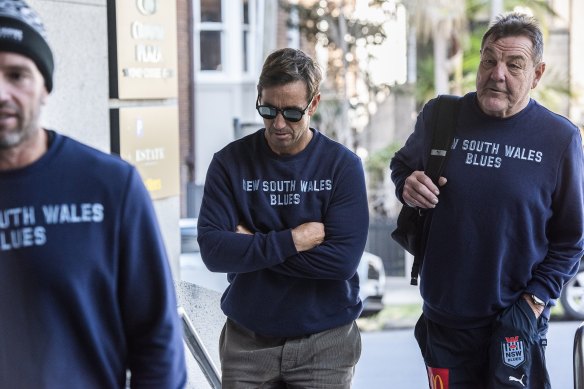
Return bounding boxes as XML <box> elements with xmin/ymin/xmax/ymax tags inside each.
<box><xmin>236</xmin><ymin>224</ymin><xmax>253</xmax><ymax>235</ymax></box>
<box><xmin>402</xmin><ymin>171</ymin><xmax>447</xmax><ymax>209</ymax></box>
<box><xmin>522</xmin><ymin>294</ymin><xmax>544</xmax><ymax>318</ymax></box>
<box><xmin>291</xmin><ymin>222</ymin><xmax>325</xmax><ymax>252</ymax></box>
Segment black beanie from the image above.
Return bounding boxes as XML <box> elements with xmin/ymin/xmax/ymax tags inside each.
<box><xmin>0</xmin><ymin>0</ymin><xmax>54</xmax><ymax>92</ymax></box>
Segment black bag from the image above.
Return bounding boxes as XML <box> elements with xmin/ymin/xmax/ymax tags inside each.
<box><xmin>391</xmin><ymin>205</ymin><xmax>422</xmax><ymax>257</ymax></box>
<box><xmin>391</xmin><ymin>95</ymin><xmax>461</xmax><ymax>285</ymax></box>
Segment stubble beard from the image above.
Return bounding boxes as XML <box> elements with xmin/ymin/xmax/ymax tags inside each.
<box><xmin>0</xmin><ymin>119</ymin><xmax>37</xmax><ymax>150</ymax></box>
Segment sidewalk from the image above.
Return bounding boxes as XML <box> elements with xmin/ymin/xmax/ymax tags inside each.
<box><xmin>383</xmin><ymin>276</ymin><xmax>423</xmax><ymax>306</ymax></box>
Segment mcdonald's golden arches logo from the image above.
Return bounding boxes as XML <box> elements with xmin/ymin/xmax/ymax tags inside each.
<box><xmin>427</xmin><ymin>366</ymin><xmax>449</xmax><ymax>389</ymax></box>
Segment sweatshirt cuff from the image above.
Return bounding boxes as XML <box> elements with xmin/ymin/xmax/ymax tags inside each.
<box><xmin>277</xmin><ymin>229</ymin><xmax>298</xmax><ymax>260</ymax></box>
<box><xmin>525</xmin><ymin>282</ymin><xmax>551</xmax><ymax>305</ymax></box>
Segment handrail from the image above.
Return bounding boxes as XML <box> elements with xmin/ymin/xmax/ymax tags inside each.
<box><xmin>178</xmin><ymin>307</ymin><xmax>222</xmax><ymax>388</ymax></box>
<box><xmin>574</xmin><ymin>321</ymin><xmax>584</xmax><ymax>389</ymax></box>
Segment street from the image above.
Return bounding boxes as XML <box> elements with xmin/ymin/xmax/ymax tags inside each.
<box><xmin>353</xmin><ymin>320</ymin><xmax>582</xmax><ymax>388</ymax></box>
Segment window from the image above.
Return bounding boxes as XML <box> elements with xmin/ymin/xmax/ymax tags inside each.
<box><xmin>200</xmin><ymin>31</ymin><xmax>222</xmax><ymax>71</ymax></box>
<box><xmin>201</xmin><ymin>0</ymin><xmax>221</xmax><ymax>21</ymax></box>
<box><xmin>199</xmin><ymin>0</ymin><xmax>223</xmax><ymax>71</ymax></box>
<box><xmin>195</xmin><ymin>0</ymin><xmax>256</xmax><ymax>75</ymax></box>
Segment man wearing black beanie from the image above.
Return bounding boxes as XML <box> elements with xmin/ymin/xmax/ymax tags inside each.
<box><xmin>0</xmin><ymin>0</ymin><xmax>53</xmax><ymax>92</ymax></box>
<box><xmin>0</xmin><ymin>1</ymin><xmax>187</xmax><ymax>387</ymax></box>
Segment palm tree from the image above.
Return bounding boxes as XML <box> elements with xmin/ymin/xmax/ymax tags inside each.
<box><xmin>403</xmin><ymin>0</ymin><xmax>467</xmax><ymax>95</ymax></box>
<box><xmin>280</xmin><ymin>0</ymin><xmax>390</xmax><ymax>149</ymax></box>
<box><xmin>410</xmin><ymin>0</ymin><xmax>559</xmax><ymax>103</ymax></box>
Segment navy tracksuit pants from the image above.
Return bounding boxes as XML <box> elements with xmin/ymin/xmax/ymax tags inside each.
<box><xmin>414</xmin><ymin>298</ymin><xmax>550</xmax><ymax>389</ymax></box>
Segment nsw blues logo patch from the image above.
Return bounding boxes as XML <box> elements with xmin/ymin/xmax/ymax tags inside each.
<box><xmin>502</xmin><ymin>336</ymin><xmax>525</xmax><ymax>368</ymax></box>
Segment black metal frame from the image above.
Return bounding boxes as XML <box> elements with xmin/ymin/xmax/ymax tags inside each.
<box><xmin>574</xmin><ymin>322</ymin><xmax>584</xmax><ymax>389</ymax></box>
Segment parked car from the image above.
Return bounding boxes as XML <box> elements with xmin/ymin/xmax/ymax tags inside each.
<box><xmin>358</xmin><ymin>251</ymin><xmax>386</xmax><ymax>317</ymax></box>
<box><xmin>560</xmin><ymin>259</ymin><xmax>584</xmax><ymax>320</ymax></box>
<box><xmin>179</xmin><ymin>218</ymin><xmax>386</xmax><ymax>317</ymax></box>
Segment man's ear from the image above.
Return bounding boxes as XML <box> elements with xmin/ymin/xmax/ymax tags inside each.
<box><xmin>309</xmin><ymin>93</ymin><xmax>321</xmax><ymax>116</ymax></box>
<box><xmin>532</xmin><ymin>62</ymin><xmax>545</xmax><ymax>89</ymax></box>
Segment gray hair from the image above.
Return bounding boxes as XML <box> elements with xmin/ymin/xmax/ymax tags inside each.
<box><xmin>481</xmin><ymin>12</ymin><xmax>544</xmax><ymax>64</ymax></box>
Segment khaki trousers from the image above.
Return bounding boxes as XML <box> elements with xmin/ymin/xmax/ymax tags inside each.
<box><xmin>219</xmin><ymin>318</ymin><xmax>361</xmax><ymax>389</ymax></box>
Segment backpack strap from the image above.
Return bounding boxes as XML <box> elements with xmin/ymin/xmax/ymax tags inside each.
<box><xmin>425</xmin><ymin>95</ymin><xmax>462</xmax><ymax>184</ymax></box>
<box><xmin>410</xmin><ymin>95</ymin><xmax>461</xmax><ymax>286</ymax></box>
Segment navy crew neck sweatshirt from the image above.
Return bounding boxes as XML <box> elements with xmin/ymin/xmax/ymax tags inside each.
<box><xmin>391</xmin><ymin>93</ymin><xmax>584</xmax><ymax>328</ymax></box>
<box><xmin>197</xmin><ymin>128</ymin><xmax>369</xmax><ymax>337</ymax></box>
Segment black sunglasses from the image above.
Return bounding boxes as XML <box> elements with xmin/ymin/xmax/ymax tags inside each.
<box><xmin>256</xmin><ymin>95</ymin><xmax>313</xmax><ymax>123</ymax></box>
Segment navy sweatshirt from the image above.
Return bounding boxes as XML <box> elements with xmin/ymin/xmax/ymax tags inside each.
<box><xmin>391</xmin><ymin>93</ymin><xmax>584</xmax><ymax>328</ymax></box>
<box><xmin>0</xmin><ymin>131</ymin><xmax>186</xmax><ymax>388</ymax></box>
<box><xmin>197</xmin><ymin>128</ymin><xmax>369</xmax><ymax>337</ymax></box>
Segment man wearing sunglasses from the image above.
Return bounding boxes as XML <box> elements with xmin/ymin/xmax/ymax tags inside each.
<box><xmin>197</xmin><ymin>48</ymin><xmax>369</xmax><ymax>388</ymax></box>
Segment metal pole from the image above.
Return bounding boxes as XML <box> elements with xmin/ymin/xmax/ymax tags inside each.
<box><xmin>574</xmin><ymin>321</ymin><xmax>584</xmax><ymax>389</ymax></box>
<box><xmin>178</xmin><ymin>307</ymin><xmax>222</xmax><ymax>388</ymax></box>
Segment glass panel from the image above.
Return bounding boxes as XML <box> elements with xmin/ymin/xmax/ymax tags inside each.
<box><xmin>242</xmin><ymin>0</ymin><xmax>250</xmax><ymax>72</ymax></box>
<box><xmin>242</xmin><ymin>0</ymin><xmax>249</xmax><ymax>25</ymax></box>
<box><xmin>242</xmin><ymin>31</ymin><xmax>248</xmax><ymax>72</ymax></box>
<box><xmin>201</xmin><ymin>0</ymin><xmax>222</xmax><ymax>22</ymax></box>
<box><xmin>200</xmin><ymin>31</ymin><xmax>222</xmax><ymax>71</ymax></box>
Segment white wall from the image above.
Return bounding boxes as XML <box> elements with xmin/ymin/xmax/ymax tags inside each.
<box><xmin>194</xmin><ymin>82</ymin><xmax>259</xmax><ymax>185</ymax></box>
<box><xmin>30</xmin><ymin>0</ymin><xmax>110</xmax><ymax>150</ymax></box>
